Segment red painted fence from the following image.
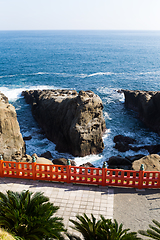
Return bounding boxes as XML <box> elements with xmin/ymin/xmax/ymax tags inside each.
<box><xmin>0</xmin><ymin>159</ymin><xmax>160</xmax><ymax>189</ymax></box>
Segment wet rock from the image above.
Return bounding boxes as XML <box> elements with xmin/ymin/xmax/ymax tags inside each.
<box><xmin>107</xmin><ymin>154</ymin><xmax>145</xmax><ymax>169</ymax></box>
<box><xmin>52</xmin><ymin>158</ymin><xmax>76</xmax><ymax>166</ymax></box>
<box><xmin>40</xmin><ymin>151</ymin><xmax>53</xmax><ymax>160</ymax></box>
<box><xmin>113</xmin><ymin>134</ymin><xmax>160</xmax><ymax>154</ymax></box>
<box><xmin>113</xmin><ymin>135</ymin><xmax>136</xmax><ymax>144</ymax></box>
<box><xmin>113</xmin><ymin>135</ymin><xmax>136</xmax><ymax>152</ymax></box>
<box><xmin>80</xmin><ymin>162</ymin><xmax>95</xmax><ymax>168</ymax></box>
<box><xmin>126</xmin><ymin>154</ymin><xmax>145</xmax><ymax>162</ymax></box>
<box><xmin>22</xmin><ymin>89</ymin><xmax>106</xmax><ymax>157</ymax></box>
<box><xmin>108</xmin><ymin>156</ymin><xmax>132</xmax><ymax>166</ymax></box>
<box><xmin>23</xmin><ymin>135</ymin><xmax>32</xmax><ymax>141</ymax></box>
<box><xmin>130</xmin><ymin>144</ymin><xmax>160</xmax><ymax>154</ymax></box>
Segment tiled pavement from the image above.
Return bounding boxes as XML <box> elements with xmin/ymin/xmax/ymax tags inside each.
<box><xmin>0</xmin><ymin>177</ymin><xmax>114</xmax><ymax>237</ymax></box>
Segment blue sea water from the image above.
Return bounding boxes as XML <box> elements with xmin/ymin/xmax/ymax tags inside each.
<box><xmin>0</xmin><ymin>30</ymin><xmax>160</xmax><ymax>166</ymax></box>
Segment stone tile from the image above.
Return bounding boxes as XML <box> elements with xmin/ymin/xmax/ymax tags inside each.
<box><xmin>0</xmin><ymin>178</ymin><xmax>114</xmax><ymax>229</ymax></box>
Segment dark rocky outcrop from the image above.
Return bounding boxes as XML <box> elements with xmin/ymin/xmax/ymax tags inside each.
<box><xmin>122</xmin><ymin>89</ymin><xmax>160</xmax><ymax>135</ymax></box>
<box><xmin>113</xmin><ymin>135</ymin><xmax>136</xmax><ymax>152</ymax></box>
<box><xmin>52</xmin><ymin>158</ymin><xmax>76</xmax><ymax>166</ymax></box>
<box><xmin>40</xmin><ymin>151</ymin><xmax>53</xmax><ymax>160</ymax></box>
<box><xmin>130</xmin><ymin>144</ymin><xmax>160</xmax><ymax>154</ymax></box>
<box><xmin>107</xmin><ymin>154</ymin><xmax>145</xmax><ymax>169</ymax></box>
<box><xmin>80</xmin><ymin>162</ymin><xmax>95</xmax><ymax>168</ymax></box>
<box><xmin>22</xmin><ymin>89</ymin><xmax>106</xmax><ymax>157</ymax></box>
<box><xmin>113</xmin><ymin>134</ymin><xmax>160</xmax><ymax>154</ymax></box>
<box><xmin>23</xmin><ymin>135</ymin><xmax>32</xmax><ymax>141</ymax></box>
<box><xmin>0</xmin><ymin>92</ymin><xmax>25</xmax><ymax>161</ymax></box>
<box><xmin>108</xmin><ymin>156</ymin><xmax>132</xmax><ymax>166</ymax></box>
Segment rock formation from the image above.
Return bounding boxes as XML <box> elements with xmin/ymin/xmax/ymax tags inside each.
<box><xmin>132</xmin><ymin>154</ymin><xmax>160</xmax><ymax>171</ymax></box>
<box><xmin>113</xmin><ymin>134</ymin><xmax>160</xmax><ymax>154</ymax></box>
<box><xmin>40</xmin><ymin>151</ymin><xmax>53</xmax><ymax>160</ymax></box>
<box><xmin>122</xmin><ymin>89</ymin><xmax>160</xmax><ymax>135</ymax></box>
<box><xmin>80</xmin><ymin>162</ymin><xmax>95</xmax><ymax>168</ymax></box>
<box><xmin>22</xmin><ymin>89</ymin><xmax>106</xmax><ymax>157</ymax></box>
<box><xmin>107</xmin><ymin>154</ymin><xmax>145</xmax><ymax>170</ymax></box>
<box><xmin>113</xmin><ymin>135</ymin><xmax>136</xmax><ymax>152</ymax></box>
<box><xmin>52</xmin><ymin>158</ymin><xmax>76</xmax><ymax>166</ymax></box>
<box><xmin>0</xmin><ymin>92</ymin><xmax>25</xmax><ymax>161</ymax></box>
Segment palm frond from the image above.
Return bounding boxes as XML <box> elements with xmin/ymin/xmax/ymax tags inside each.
<box><xmin>139</xmin><ymin>219</ymin><xmax>160</xmax><ymax>240</ymax></box>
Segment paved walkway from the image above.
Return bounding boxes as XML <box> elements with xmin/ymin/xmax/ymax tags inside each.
<box><xmin>1</xmin><ymin>177</ymin><xmax>160</xmax><ymax>238</ymax></box>
<box><xmin>113</xmin><ymin>187</ymin><xmax>160</xmax><ymax>235</ymax></box>
<box><xmin>0</xmin><ymin>177</ymin><xmax>114</xmax><ymax>236</ymax></box>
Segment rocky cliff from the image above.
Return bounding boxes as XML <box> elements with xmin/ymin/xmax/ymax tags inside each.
<box><xmin>22</xmin><ymin>89</ymin><xmax>106</xmax><ymax>157</ymax></box>
<box><xmin>0</xmin><ymin>92</ymin><xmax>25</xmax><ymax>161</ymax></box>
<box><xmin>122</xmin><ymin>90</ymin><xmax>160</xmax><ymax>135</ymax></box>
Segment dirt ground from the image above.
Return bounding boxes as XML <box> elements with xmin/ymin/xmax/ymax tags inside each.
<box><xmin>113</xmin><ymin>186</ymin><xmax>160</xmax><ymax>237</ymax></box>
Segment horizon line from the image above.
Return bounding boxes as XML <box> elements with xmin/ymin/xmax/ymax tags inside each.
<box><xmin>0</xmin><ymin>29</ymin><xmax>160</xmax><ymax>32</ymax></box>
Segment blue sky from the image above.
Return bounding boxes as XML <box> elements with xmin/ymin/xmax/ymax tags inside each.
<box><xmin>0</xmin><ymin>0</ymin><xmax>160</xmax><ymax>30</ymax></box>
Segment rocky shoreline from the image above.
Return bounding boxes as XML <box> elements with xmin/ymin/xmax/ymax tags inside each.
<box><xmin>122</xmin><ymin>89</ymin><xmax>160</xmax><ymax>135</ymax></box>
<box><xmin>1</xmin><ymin>88</ymin><xmax>160</xmax><ymax>171</ymax></box>
<box><xmin>107</xmin><ymin>89</ymin><xmax>160</xmax><ymax>171</ymax></box>
<box><xmin>0</xmin><ymin>92</ymin><xmax>25</xmax><ymax>161</ymax></box>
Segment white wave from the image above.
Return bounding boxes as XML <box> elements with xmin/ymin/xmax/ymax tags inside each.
<box><xmin>0</xmin><ymin>87</ymin><xmax>24</xmax><ymax>101</ymax></box>
<box><xmin>0</xmin><ymin>74</ymin><xmax>17</xmax><ymax>79</ymax></box>
<box><xmin>139</xmin><ymin>71</ymin><xmax>160</xmax><ymax>76</ymax></box>
<box><xmin>72</xmin><ymin>154</ymin><xmax>104</xmax><ymax>167</ymax></box>
<box><xmin>0</xmin><ymin>71</ymin><xmax>122</xmax><ymax>80</ymax></box>
<box><xmin>103</xmin><ymin>128</ymin><xmax>111</xmax><ymax>139</ymax></box>
<box><xmin>88</xmin><ymin>72</ymin><xmax>114</xmax><ymax>77</ymax></box>
<box><xmin>98</xmin><ymin>87</ymin><xmax>125</xmax><ymax>103</ymax></box>
<box><xmin>0</xmin><ymin>85</ymin><xmax>57</xmax><ymax>102</ymax></box>
<box><xmin>75</xmin><ymin>73</ymin><xmax>88</xmax><ymax>78</ymax></box>
<box><xmin>0</xmin><ymin>72</ymin><xmax>51</xmax><ymax>79</ymax></box>
<box><xmin>104</xmin><ymin>112</ymin><xmax>112</xmax><ymax>120</ymax></box>
<box><xmin>32</xmin><ymin>72</ymin><xmax>48</xmax><ymax>75</ymax></box>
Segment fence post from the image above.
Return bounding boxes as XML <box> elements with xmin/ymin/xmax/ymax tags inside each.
<box><xmin>67</xmin><ymin>159</ymin><xmax>71</xmax><ymax>183</ymax></box>
<box><xmin>0</xmin><ymin>154</ymin><xmax>3</xmax><ymax>177</ymax></box>
<box><xmin>138</xmin><ymin>164</ymin><xmax>144</xmax><ymax>189</ymax></box>
<box><xmin>32</xmin><ymin>156</ymin><xmax>36</xmax><ymax>180</ymax></box>
<box><xmin>102</xmin><ymin>162</ymin><xmax>107</xmax><ymax>186</ymax></box>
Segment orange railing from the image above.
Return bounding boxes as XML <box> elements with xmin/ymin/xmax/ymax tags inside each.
<box><xmin>0</xmin><ymin>159</ymin><xmax>160</xmax><ymax>189</ymax></box>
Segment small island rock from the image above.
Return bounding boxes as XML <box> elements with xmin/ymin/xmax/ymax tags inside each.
<box><xmin>22</xmin><ymin>89</ymin><xmax>106</xmax><ymax>157</ymax></box>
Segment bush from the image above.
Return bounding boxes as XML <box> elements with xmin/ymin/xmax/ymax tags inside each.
<box><xmin>0</xmin><ymin>190</ymin><xmax>66</xmax><ymax>240</ymax></box>
<box><xmin>68</xmin><ymin>213</ymin><xmax>141</xmax><ymax>240</ymax></box>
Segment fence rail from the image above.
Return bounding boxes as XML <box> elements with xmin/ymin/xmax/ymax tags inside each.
<box><xmin>0</xmin><ymin>159</ymin><xmax>160</xmax><ymax>189</ymax></box>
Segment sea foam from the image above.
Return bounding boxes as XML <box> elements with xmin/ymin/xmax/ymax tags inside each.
<box><xmin>0</xmin><ymin>85</ymin><xmax>57</xmax><ymax>102</ymax></box>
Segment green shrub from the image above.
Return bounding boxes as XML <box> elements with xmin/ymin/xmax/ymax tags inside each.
<box><xmin>68</xmin><ymin>213</ymin><xmax>141</xmax><ymax>240</ymax></box>
<box><xmin>0</xmin><ymin>190</ymin><xmax>66</xmax><ymax>240</ymax></box>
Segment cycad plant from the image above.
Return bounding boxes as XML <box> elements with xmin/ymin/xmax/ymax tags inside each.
<box><xmin>69</xmin><ymin>213</ymin><xmax>102</xmax><ymax>240</ymax></box>
<box><xmin>138</xmin><ymin>219</ymin><xmax>160</xmax><ymax>239</ymax></box>
<box><xmin>68</xmin><ymin>214</ymin><xmax>141</xmax><ymax>240</ymax></box>
<box><xmin>0</xmin><ymin>190</ymin><xmax>65</xmax><ymax>240</ymax></box>
<box><xmin>98</xmin><ymin>216</ymin><xmax>141</xmax><ymax>240</ymax></box>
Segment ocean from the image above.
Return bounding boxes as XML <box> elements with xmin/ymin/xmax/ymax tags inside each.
<box><xmin>0</xmin><ymin>30</ymin><xmax>160</xmax><ymax>167</ymax></box>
